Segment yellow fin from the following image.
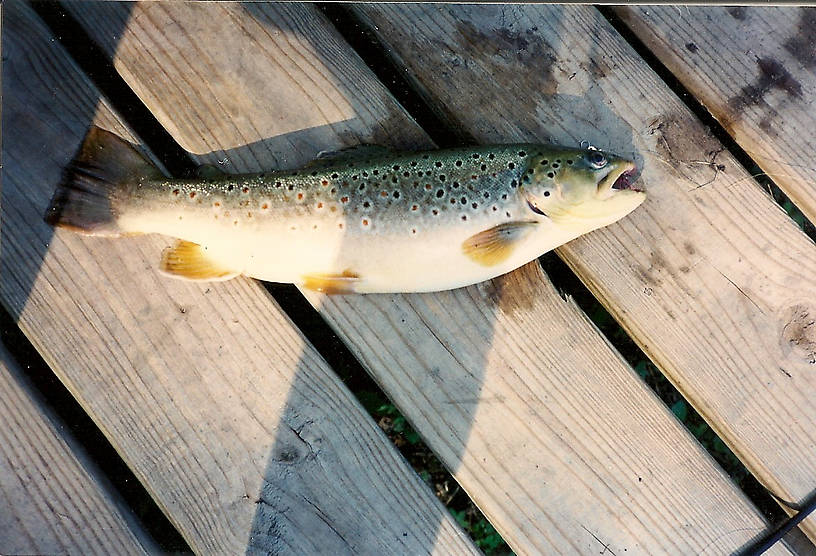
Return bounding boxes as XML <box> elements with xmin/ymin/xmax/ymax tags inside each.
<box><xmin>462</xmin><ymin>221</ymin><xmax>538</xmax><ymax>266</ymax></box>
<box><xmin>159</xmin><ymin>240</ymin><xmax>239</xmax><ymax>281</ymax></box>
<box><xmin>301</xmin><ymin>270</ymin><xmax>360</xmax><ymax>294</ymax></box>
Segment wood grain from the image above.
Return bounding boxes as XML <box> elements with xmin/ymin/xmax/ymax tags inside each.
<box><xmin>353</xmin><ymin>4</ymin><xmax>816</xmax><ymax>541</ymax></box>
<box><xmin>615</xmin><ymin>6</ymin><xmax>816</xmax><ymax>228</ymax></box>
<box><xmin>65</xmin><ymin>2</ymin><xmax>799</xmax><ymax>553</ymax></box>
<box><xmin>0</xmin><ymin>339</ymin><xmax>156</xmax><ymax>555</ymax></box>
<box><xmin>1</xmin><ymin>3</ymin><xmax>476</xmax><ymax>553</ymax></box>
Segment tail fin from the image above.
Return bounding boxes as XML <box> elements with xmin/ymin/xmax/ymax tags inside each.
<box><xmin>44</xmin><ymin>126</ymin><xmax>163</xmax><ymax>236</ymax></box>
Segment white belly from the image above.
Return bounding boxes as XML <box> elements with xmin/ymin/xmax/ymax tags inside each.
<box><xmin>125</xmin><ymin>204</ymin><xmax>578</xmax><ymax>293</ymax></box>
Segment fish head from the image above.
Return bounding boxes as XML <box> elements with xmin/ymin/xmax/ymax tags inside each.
<box><xmin>523</xmin><ymin>147</ymin><xmax>645</xmax><ymax>232</ymax></box>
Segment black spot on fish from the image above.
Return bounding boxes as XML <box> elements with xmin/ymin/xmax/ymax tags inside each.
<box><xmin>727</xmin><ymin>7</ymin><xmax>746</xmax><ymax>20</ymax></box>
<box><xmin>685</xmin><ymin>42</ymin><xmax>698</xmax><ymax>53</ymax></box>
<box><xmin>436</xmin><ymin>189</ymin><xmax>444</xmax><ymax>198</ymax></box>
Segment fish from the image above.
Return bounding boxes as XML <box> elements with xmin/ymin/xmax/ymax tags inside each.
<box><xmin>44</xmin><ymin>126</ymin><xmax>646</xmax><ymax>293</ymax></box>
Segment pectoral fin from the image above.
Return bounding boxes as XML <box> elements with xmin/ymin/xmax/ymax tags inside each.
<box><xmin>301</xmin><ymin>270</ymin><xmax>361</xmax><ymax>294</ymax></box>
<box><xmin>159</xmin><ymin>240</ymin><xmax>239</xmax><ymax>281</ymax></box>
<box><xmin>462</xmin><ymin>221</ymin><xmax>538</xmax><ymax>266</ymax></box>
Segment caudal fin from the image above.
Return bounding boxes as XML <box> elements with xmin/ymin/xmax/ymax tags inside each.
<box><xmin>44</xmin><ymin>126</ymin><xmax>163</xmax><ymax>236</ymax></box>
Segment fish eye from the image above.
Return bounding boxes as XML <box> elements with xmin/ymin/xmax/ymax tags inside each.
<box><xmin>588</xmin><ymin>151</ymin><xmax>607</xmax><ymax>168</ymax></box>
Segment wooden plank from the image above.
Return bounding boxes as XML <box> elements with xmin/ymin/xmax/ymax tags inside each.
<box><xmin>614</xmin><ymin>6</ymin><xmax>816</xmax><ymax>228</ymax></box>
<box><xmin>0</xmin><ymin>339</ymin><xmax>157</xmax><ymax>555</ymax></box>
<box><xmin>65</xmin><ymin>2</ymin><xmax>799</xmax><ymax>553</ymax></box>
<box><xmin>1</xmin><ymin>3</ymin><xmax>477</xmax><ymax>553</ymax></box>
<box><xmin>352</xmin><ymin>3</ymin><xmax>816</xmax><ymax>542</ymax></box>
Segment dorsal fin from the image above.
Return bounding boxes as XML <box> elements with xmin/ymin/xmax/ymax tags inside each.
<box><xmin>304</xmin><ymin>145</ymin><xmax>392</xmax><ymax>169</ymax></box>
<box><xmin>462</xmin><ymin>221</ymin><xmax>538</xmax><ymax>266</ymax></box>
<box><xmin>159</xmin><ymin>240</ymin><xmax>239</xmax><ymax>281</ymax></box>
<box><xmin>195</xmin><ymin>164</ymin><xmax>226</xmax><ymax>179</ymax></box>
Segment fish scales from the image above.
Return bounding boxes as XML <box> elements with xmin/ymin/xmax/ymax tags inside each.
<box><xmin>147</xmin><ymin>145</ymin><xmax>534</xmax><ymax>236</ymax></box>
<box><xmin>46</xmin><ymin>127</ymin><xmax>646</xmax><ymax>293</ymax></box>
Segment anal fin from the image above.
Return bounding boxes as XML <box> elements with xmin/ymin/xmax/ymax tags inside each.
<box><xmin>159</xmin><ymin>240</ymin><xmax>239</xmax><ymax>281</ymax></box>
<box><xmin>301</xmin><ymin>270</ymin><xmax>360</xmax><ymax>294</ymax></box>
<box><xmin>462</xmin><ymin>221</ymin><xmax>538</xmax><ymax>266</ymax></box>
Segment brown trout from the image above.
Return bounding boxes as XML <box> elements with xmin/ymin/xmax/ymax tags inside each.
<box><xmin>45</xmin><ymin>127</ymin><xmax>645</xmax><ymax>293</ymax></box>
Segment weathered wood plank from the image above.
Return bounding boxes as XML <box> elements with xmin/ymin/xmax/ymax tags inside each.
<box><xmin>0</xmin><ymin>339</ymin><xmax>157</xmax><ymax>555</ymax></box>
<box><xmin>615</xmin><ymin>6</ymin><xmax>816</xmax><ymax>229</ymax></box>
<box><xmin>66</xmin><ymin>2</ymin><xmax>797</xmax><ymax>553</ymax></box>
<box><xmin>1</xmin><ymin>3</ymin><xmax>476</xmax><ymax>553</ymax></box>
<box><xmin>353</xmin><ymin>3</ymin><xmax>816</xmax><ymax>541</ymax></box>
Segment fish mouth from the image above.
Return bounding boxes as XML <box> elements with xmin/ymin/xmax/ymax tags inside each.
<box><xmin>601</xmin><ymin>162</ymin><xmax>643</xmax><ymax>194</ymax></box>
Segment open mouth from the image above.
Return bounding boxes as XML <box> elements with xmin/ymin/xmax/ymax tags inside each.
<box><xmin>610</xmin><ymin>165</ymin><xmax>643</xmax><ymax>193</ymax></box>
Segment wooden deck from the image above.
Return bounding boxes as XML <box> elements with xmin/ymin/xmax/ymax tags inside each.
<box><xmin>2</xmin><ymin>3</ymin><xmax>815</xmax><ymax>554</ymax></box>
